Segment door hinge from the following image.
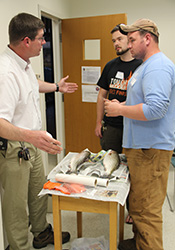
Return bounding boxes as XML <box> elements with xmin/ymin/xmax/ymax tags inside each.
<box><xmin>60</xmin><ymin>33</ymin><xmax>62</xmax><ymax>43</ymax></box>
<box><xmin>64</xmin><ymin>148</ymin><xmax>66</xmax><ymax>156</ymax></box>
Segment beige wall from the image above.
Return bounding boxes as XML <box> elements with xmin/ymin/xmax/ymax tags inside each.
<box><xmin>0</xmin><ymin>0</ymin><xmax>71</xmax><ymax>74</ymax></box>
<box><xmin>0</xmin><ymin>0</ymin><xmax>70</xmax><ymax>50</ymax></box>
<box><xmin>68</xmin><ymin>0</ymin><xmax>175</xmax><ymax>64</ymax></box>
<box><xmin>0</xmin><ymin>0</ymin><xmax>174</xmax><ymax>67</ymax></box>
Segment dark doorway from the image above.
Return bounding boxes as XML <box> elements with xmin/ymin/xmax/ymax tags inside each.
<box><xmin>42</xmin><ymin>16</ymin><xmax>56</xmax><ymax>139</ymax></box>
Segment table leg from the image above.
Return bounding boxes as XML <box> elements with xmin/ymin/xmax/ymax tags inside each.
<box><xmin>77</xmin><ymin>211</ymin><xmax>82</xmax><ymax>238</ymax></box>
<box><xmin>119</xmin><ymin>204</ymin><xmax>125</xmax><ymax>242</ymax></box>
<box><xmin>52</xmin><ymin>195</ymin><xmax>62</xmax><ymax>250</ymax></box>
<box><xmin>109</xmin><ymin>202</ymin><xmax>117</xmax><ymax>250</ymax></box>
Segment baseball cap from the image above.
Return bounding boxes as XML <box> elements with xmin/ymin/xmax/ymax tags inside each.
<box><xmin>119</xmin><ymin>19</ymin><xmax>159</xmax><ymax>37</ymax></box>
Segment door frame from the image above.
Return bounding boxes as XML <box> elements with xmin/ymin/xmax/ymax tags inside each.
<box><xmin>38</xmin><ymin>6</ymin><xmax>65</xmax><ymax>174</ymax></box>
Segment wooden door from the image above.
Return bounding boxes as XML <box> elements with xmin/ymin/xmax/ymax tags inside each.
<box><xmin>62</xmin><ymin>14</ymin><xmax>127</xmax><ymax>154</ymax></box>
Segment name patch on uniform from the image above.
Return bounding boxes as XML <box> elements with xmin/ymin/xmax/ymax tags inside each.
<box><xmin>131</xmin><ymin>78</ymin><xmax>136</xmax><ymax>86</ymax></box>
<box><xmin>115</xmin><ymin>71</ymin><xmax>124</xmax><ymax>80</ymax></box>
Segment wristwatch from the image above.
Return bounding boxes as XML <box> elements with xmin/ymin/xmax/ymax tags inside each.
<box><xmin>55</xmin><ymin>83</ymin><xmax>59</xmax><ymax>92</ymax></box>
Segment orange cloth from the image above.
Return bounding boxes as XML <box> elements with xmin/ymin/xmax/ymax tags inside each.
<box><xmin>43</xmin><ymin>180</ymin><xmax>70</xmax><ymax>194</ymax></box>
<box><xmin>43</xmin><ymin>181</ymin><xmax>61</xmax><ymax>190</ymax></box>
<box><xmin>43</xmin><ymin>180</ymin><xmax>86</xmax><ymax>195</ymax></box>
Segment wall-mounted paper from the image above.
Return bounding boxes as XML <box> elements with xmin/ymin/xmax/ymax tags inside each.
<box><xmin>81</xmin><ymin>66</ymin><xmax>101</xmax><ymax>84</ymax></box>
<box><xmin>84</xmin><ymin>39</ymin><xmax>101</xmax><ymax>60</ymax></box>
<box><xmin>82</xmin><ymin>85</ymin><xmax>100</xmax><ymax>103</ymax></box>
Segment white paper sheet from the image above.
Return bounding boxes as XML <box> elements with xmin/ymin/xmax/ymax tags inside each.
<box><xmin>82</xmin><ymin>84</ymin><xmax>100</xmax><ymax>103</ymax></box>
<box><xmin>81</xmin><ymin>66</ymin><xmax>101</xmax><ymax>84</ymax></box>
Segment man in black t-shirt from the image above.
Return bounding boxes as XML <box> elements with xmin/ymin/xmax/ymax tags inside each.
<box><xmin>95</xmin><ymin>24</ymin><xmax>142</xmax><ymax>153</ymax></box>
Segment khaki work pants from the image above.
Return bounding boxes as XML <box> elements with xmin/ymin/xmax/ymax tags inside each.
<box><xmin>0</xmin><ymin>141</ymin><xmax>48</xmax><ymax>250</ymax></box>
<box><xmin>123</xmin><ymin>148</ymin><xmax>172</xmax><ymax>250</ymax></box>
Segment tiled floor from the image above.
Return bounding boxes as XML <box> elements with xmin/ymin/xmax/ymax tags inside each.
<box><xmin>28</xmin><ymin>163</ymin><xmax>175</xmax><ymax>250</ymax></box>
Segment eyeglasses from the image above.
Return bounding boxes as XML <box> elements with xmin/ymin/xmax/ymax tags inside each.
<box><xmin>21</xmin><ymin>36</ymin><xmax>45</xmax><ymax>42</ymax></box>
<box><xmin>35</xmin><ymin>36</ymin><xmax>45</xmax><ymax>41</ymax></box>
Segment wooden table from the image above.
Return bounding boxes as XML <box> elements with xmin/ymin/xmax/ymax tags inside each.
<box><xmin>52</xmin><ymin>195</ymin><xmax>125</xmax><ymax>250</ymax></box>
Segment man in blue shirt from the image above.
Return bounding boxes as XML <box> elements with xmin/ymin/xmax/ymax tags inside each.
<box><xmin>104</xmin><ymin>19</ymin><xmax>175</xmax><ymax>250</ymax></box>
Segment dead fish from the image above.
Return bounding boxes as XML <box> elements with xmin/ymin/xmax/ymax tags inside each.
<box><xmin>103</xmin><ymin>150</ymin><xmax>120</xmax><ymax>176</ymax></box>
<box><xmin>69</xmin><ymin>149</ymin><xmax>91</xmax><ymax>173</ymax></box>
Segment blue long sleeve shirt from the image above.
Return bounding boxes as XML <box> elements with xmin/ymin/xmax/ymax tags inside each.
<box><xmin>123</xmin><ymin>52</ymin><xmax>175</xmax><ymax>150</ymax></box>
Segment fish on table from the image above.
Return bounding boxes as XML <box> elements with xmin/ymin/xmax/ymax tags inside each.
<box><xmin>69</xmin><ymin>149</ymin><xmax>91</xmax><ymax>173</ymax></box>
<box><xmin>68</xmin><ymin>149</ymin><xmax>120</xmax><ymax>177</ymax></box>
<box><xmin>103</xmin><ymin>150</ymin><xmax>120</xmax><ymax>176</ymax></box>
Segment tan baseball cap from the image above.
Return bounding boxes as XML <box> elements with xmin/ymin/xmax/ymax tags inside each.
<box><xmin>119</xmin><ymin>19</ymin><xmax>159</xmax><ymax>37</ymax></box>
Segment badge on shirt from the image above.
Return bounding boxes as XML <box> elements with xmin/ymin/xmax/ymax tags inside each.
<box><xmin>115</xmin><ymin>71</ymin><xmax>124</xmax><ymax>80</ymax></box>
<box><xmin>131</xmin><ymin>78</ymin><xmax>136</xmax><ymax>86</ymax></box>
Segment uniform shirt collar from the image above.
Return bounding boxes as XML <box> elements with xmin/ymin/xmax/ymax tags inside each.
<box><xmin>6</xmin><ymin>45</ymin><xmax>31</xmax><ymax>70</ymax></box>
